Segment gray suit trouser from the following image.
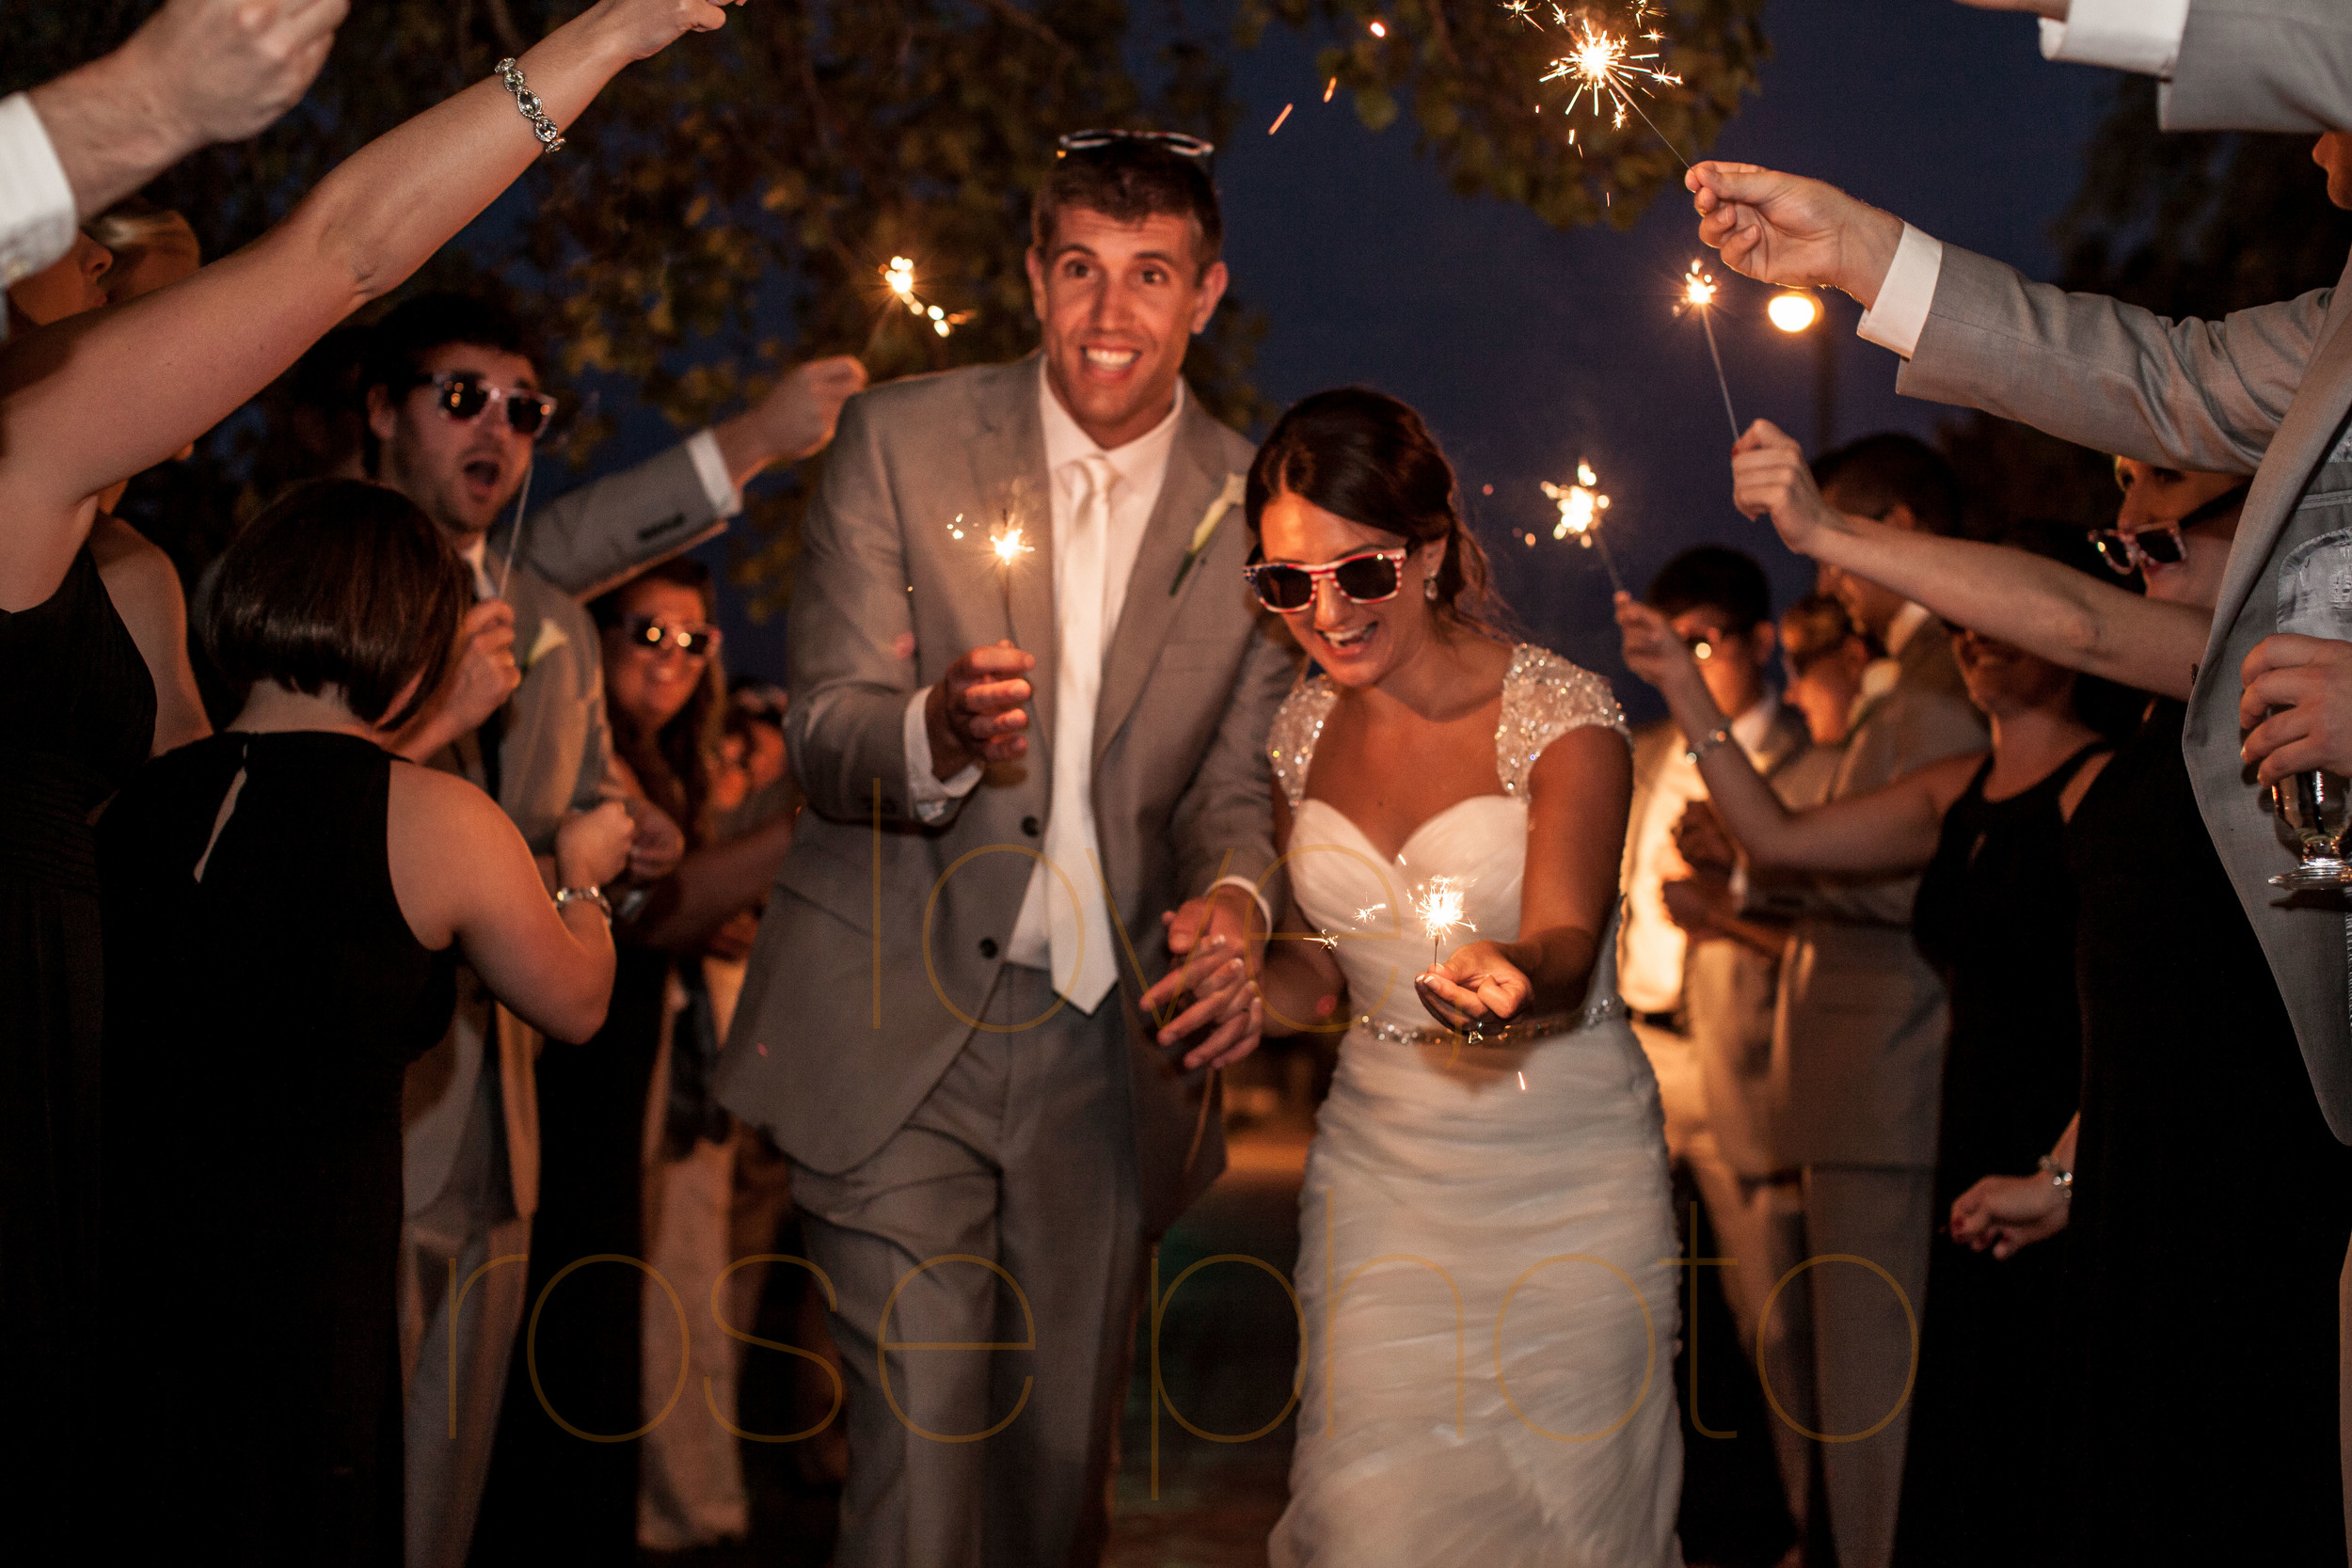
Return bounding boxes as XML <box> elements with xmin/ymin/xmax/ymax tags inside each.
<box><xmin>398</xmin><ymin>1072</ymin><xmax>531</xmax><ymax>1568</ymax></box>
<box><xmin>791</xmin><ymin>964</ymin><xmax>1145</xmax><ymax>1568</ymax></box>
<box><xmin>1802</xmin><ymin>1165</ymin><xmax>1933</xmax><ymax>1568</ymax></box>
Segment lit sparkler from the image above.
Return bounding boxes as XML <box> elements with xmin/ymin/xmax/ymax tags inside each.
<box><xmin>871</xmin><ymin>255</ymin><xmax>974</xmax><ymax>353</ymax></box>
<box><xmin>1540</xmin><ymin>461</ymin><xmax>1626</xmax><ymax>594</ymax></box>
<box><xmin>1677</xmin><ymin>259</ymin><xmax>1742</xmax><ymax>444</ymax></box>
<box><xmin>1516</xmin><ymin>2</ymin><xmax>1690</xmax><ymax>167</ymax></box>
<box><xmin>1414</xmin><ymin>877</ymin><xmax>1472</xmax><ymax>967</ymax></box>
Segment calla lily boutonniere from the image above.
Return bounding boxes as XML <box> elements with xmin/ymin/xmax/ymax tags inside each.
<box><xmin>1170</xmin><ymin>471</ymin><xmax>1248</xmax><ymax>595</ymax></box>
<box><xmin>523</xmin><ymin>618</ymin><xmax>570</xmax><ymax>672</ymax></box>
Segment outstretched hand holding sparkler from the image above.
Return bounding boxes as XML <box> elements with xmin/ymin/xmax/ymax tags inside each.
<box><xmin>1687</xmin><ymin>161</ymin><xmax>1907</xmax><ymax>307</ymax></box>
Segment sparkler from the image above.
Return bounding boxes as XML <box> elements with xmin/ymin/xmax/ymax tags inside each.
<box><xmin>1414</xmin><ymin>877</ymin><xmax>1472</xmax><ymax>967</ymax></box>
<box><xmin>1540</xmin><ymin>461</ymin><xmax>1626</xmax><ymax>594</ymax></box>
<box><xmin>1534</xmin><ymin>6</ymin><xmax>1689</xmax><ymax>167</ymax></box>
<box><xmin>1269</xmin><ymin>103</ymin><xmax>1293</xmax><ymax>135</ymax></box>
<box><xmin>1677</xmin><ymin>259</ymin><xmax>1742</xmax><ymax>444</ymax></box>
<box><xmin>869</xmin><ymin>255</ymin><xmax>974</xmax><ymax>354</ymax></box>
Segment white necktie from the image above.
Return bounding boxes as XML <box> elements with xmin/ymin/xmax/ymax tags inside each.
<box><xmin>1044</xmin><ymin>453</ymin><xmax>1121</xmax><ymax>1011</ymax></box>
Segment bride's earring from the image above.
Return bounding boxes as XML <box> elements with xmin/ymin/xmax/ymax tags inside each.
<box><xmin>1423</xmin><ymin>575</ymin><xmax>1438</xmax><ymax>602</ymax></box>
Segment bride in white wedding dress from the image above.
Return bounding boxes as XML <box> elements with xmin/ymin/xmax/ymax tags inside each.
<box><xmin>1237</xmin><ymin>390</ymin><xmax>1682</xmax><ymax>1566</ymax></box>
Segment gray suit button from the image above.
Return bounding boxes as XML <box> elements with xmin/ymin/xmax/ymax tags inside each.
<box><xmin>979</xmin><ymin>938</ymin><xmax>999</xmax><ymax>959</ymax></box>
<box><xmin>1021</xmin><ymin>816</ymin><xmax>1041</xmax><ymax>837</ymax></box>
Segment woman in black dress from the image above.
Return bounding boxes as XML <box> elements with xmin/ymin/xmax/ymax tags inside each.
<box><xmin>1617</xmin><ymin>534</ymin><xmax>2122</xmax><ymax>1567</ymax></box>
<box><xmin>97</xmin><ymin>483</ymin><xmax>634</xmax><ymax>1560</ymax></box>
<box><xmin>0</xmin><ymin>0</ymin><xmax>743</xmax><ymax>1530</ymax></box>
<box><xmin>1739</xmin><ymin>429</ymin><xmax>2352</xmax><ymax>1561</ymax></box>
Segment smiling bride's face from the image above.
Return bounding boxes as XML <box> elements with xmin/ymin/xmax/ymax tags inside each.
<box><xmin>1255</xmin><ymin>488</ymin><xmax>1446</xmax><ymax>689</ymax></box>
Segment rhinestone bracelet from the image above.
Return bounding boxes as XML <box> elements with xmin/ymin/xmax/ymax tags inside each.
<box><xmin>495</xmin><ymin>57</ymin><xmax>565</xmax><ymax>155</ymax></box>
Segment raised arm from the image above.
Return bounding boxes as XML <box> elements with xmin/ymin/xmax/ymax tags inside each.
<box><xmin>1732</xmin><ymin>420</ymin><xmax>2211</xmax><ymax>698</ymax></box>
<box><xmin>0</xmin><ymin>0</ymin><xmax>739</xmax><ymax>609</ymax></box>
<box><xmin>1617</xmin><ymin>593</ymin><xmax>1983</xmax><ymax>875</ymax></box>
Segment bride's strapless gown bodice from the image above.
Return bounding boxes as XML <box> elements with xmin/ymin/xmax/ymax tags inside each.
<box><xmin>1266</xmin><ymin>646</ymin><xmax>1684</xmax><ymax>1568</ymax></box>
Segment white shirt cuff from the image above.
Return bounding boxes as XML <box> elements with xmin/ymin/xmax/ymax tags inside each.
<box><xmin>1207</xmin><ymin>874</ymin><xmax>1275</xmax><ymax>934</ymax></box>
<box><xmin>903</xmin><ymin>688</ymin><xmax>981</xmax><ymax>824</ymax></box>
<box><xmin>685</xmin><ymin>427</ymin><xmax>743</xmax><ymax>520</ymax></box>
<box><xmin>2039</xmin><ymin>0</ymin><xmax>2187</xmax><ymax>77</ymax></box>
<box><xmin>1855</xmin><ymin>224</ymin><xmax>1945</xmax><ymax>360</ymax></box>
<box><xmin>0</xmin><ymin>94</ymin><xmax>77</xmax><ymax>308</ymax></box>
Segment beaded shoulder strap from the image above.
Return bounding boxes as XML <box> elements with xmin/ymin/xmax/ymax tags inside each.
<box><xmin>1494</xmin><ymin>644</ymin><xmax>1629</xmax><ymax>797</ymax></box>
<box><xmin>1266</xmin><ymin>674</ymin><xmax>1341</xmax><ymax>809</ymax></box>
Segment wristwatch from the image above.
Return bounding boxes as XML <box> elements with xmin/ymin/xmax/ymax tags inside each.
<box><xmin>554</xmin><ymin>885</ymin><xmax>614</xmax><ymax>923</ymax></box>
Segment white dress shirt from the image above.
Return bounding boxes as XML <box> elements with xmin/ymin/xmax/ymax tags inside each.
<box><xmin>0</xmin><ymin>94</ymin><xmax>76</xmax><ymax>334</ymax></box>
<box><xmin>1619</xmin><ymin>695</ymin><xmax>1782</xmax><ymax>1017</ymax></box>
<box><xmin>682</xmin><ymin>428</ymin><xmax>746</xmax><ymax>520</ymax></box>
<box><xmin>2038</xmin><ymin>0</ymin><xmax>2190</xmax><ymax>77</ymax></box>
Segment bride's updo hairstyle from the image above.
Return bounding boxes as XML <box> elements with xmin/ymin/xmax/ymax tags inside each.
<box><xmin>1245</xmin><ymin>388</ymin><xmax>1502</xmax><ymax>636</ymax></box>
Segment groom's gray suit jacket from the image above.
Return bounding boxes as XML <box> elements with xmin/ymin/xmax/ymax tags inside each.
<box><xmin>716</xmin><ymin>356</ymin><xmax>1296</xmax><ymax>1233</ymax></box>
<box><xmin>1893</xmin><ymin>241</ymin><xmax>2352</xmax><ymax>1140</ymax></box>
<box><xmin>2164</xmin><ymin>0</ymin><xmax>2352</xmax><ymax>133</ymax></box>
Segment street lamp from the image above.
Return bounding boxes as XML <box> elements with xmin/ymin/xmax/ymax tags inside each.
<box><xmin>1769</xmin><ymin>290</ymin><xmax>1836</xmax><ymax>452</ymax></box>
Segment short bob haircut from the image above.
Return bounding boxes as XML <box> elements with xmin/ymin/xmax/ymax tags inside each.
<box><xmin>204</xmin><ymin>479</ymin><xmax>470</xmax><ymax>730</ymax></box>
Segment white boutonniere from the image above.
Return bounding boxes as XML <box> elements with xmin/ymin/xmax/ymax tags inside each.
<box><xmin>1170</xmin><ymin>471</ymin><xmax>1248</xmax><ymax>595</ymax></box>
<box><xmin>523</xmin><ymin>618</ymin><xmax>570</xmax><ymax>672</ymax></box>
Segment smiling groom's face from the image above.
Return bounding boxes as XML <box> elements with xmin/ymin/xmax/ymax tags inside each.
<box><xmin>1027</xmin><ymin>204</ymin><xmax>1228</xmax><ymax>451</ymax></box>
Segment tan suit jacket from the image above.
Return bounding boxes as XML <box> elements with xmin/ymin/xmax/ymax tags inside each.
<box><xmin>402</xmin><ymin>566</ymin><xmax>612</xmax><ymax>1220</ymax></box>
<box><xmin>498</xmin><ymin>439</ymin><xmax>728</xmax><ymax>603</ymax></box>
<box><xmin>1757</xmin><ymin>623</ymin><xmax>1986</xmax><ymax>1169</ymax></box>
<box><xmin>2166</xmin><ymin>0</ymin><xmax>2352</xmax><ymax>133</ymax></box>
<box><xmin>1899</xmin><ymin>241</ymin><xmax>2352</xmax><ymax>1139</ymax></box>
<box><xmin>715</xmin><ymin>356</ymin><xmax>1296</xmax><ymax>1234</ymax></box>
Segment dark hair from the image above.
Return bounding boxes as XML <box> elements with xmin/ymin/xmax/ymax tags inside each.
<box><xmin>1034</xmin><ymin>140</ymin><xmax>1222</xmax><ymax>277</ymax></box>
<box><xmin>203</xmin><ymin>479</ymin><xmax>469</xmax><ymax>729</ymax></box>
<box><xmin>1246</xmin><ymin>388</ymin><xmax>1501</xmax><ymax>636</ymax></box>
<box><xmin>1812</xmin><ymin>433</ymin><xmax>1963</xmax><ymax>538</ymax></box>
<box><xmin>1984</xmin><ymin>522</ymin><xmax>2145</xmax><ymax>740</ymax></box>
<box><xmin>588</xmin><ymin>557</ymin><xmax>726</xmax><ymax>840</ymax></box>
<box><xmin>1646</xmin><ymin>546</ymin><xmax>1772</xmax><ymax>635</ymax></box>
<box><xmin>1780</xmin><ymin>593</ymin><xmax>1864</xmax><ymax>672</ymax></box>
<box><xmin>358</xmin><ymin>292</ymin><xmax>544</xmax><ymax>472</ymax></box>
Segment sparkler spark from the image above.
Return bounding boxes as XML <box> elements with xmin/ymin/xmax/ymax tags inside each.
<box><xmin>1269</xmin><ymin>103</ymin><xmax>1293</xmax><ymax>135</ymax></box>
<box><xmin>1515</xmin><ymin>3</ymin><xmax>1690</xmax><ymax>166</ymax></box>
<box><xmin>1677</xmin><ymin>260</ymin><xmax>1742</xmax><ymax>443</ymax></box>
<box><xmin>1540</xmin><ymin>462</ymin><xmax>1626</xmax><ymax>593</ymax></box>
<box><xmin>876</xmin><ymin>255</ymin><xmax>974</xmax><ymax>342</ymax></box>
<box><xmin>1415</xmin><ymin>877</ymin><xmax>1472</xmax><ymax>965</ymax></box>
<box><xmin>989</xmin><ymin>523</ymin><xmax>1032</xmax><ymax>570</ymax></box>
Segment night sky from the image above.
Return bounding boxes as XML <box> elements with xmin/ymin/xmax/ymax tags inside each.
<box><xmin>684</xmin><ymin>1</ymin><xmax>2120</xmax><ymax>721</ymax></box>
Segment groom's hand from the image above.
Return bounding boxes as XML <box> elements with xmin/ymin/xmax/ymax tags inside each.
<box><xmin>926</xmin><ymin>641</ymin><xmax>1034</xmax><ymax>777</ymax></box>
<box><xmin>1142</xmin><ymin>885</ymin><xmax>1265</xmax><ymax>1070</ymax></box>
<box><xmin>1687</xmin><ymin>161</ymin><xmax>1906</xmax><ymax>308</ymax></box>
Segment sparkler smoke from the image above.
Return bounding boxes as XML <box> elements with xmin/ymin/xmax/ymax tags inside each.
<box><xmin>1539</xmin><ymin>461</ymin><xmax>1626</xmax><ymax>593</ymax></box>
<box><xmin>1678</xmin><ymin>260</ymin><xmax>1742</xmax><ymax>444</ymax></box>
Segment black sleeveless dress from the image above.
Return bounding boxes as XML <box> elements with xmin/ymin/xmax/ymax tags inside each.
<box><xmin>1893</xmin><ymin>744</ymin><xmax>2105</xmax><ymax>1568</ymax></box>
<box><xmin>2058</xmin><ymin>702</ymin><xmax>2352</xmax><ymax>1563</ymax></box>
<box><xmin>96</xmin><ymin>733</ymin><xmax>454</xmax><ymax>1564</ymax></box>
<box><xmin>0</xmin><ymin>545</ymin><xmax>155</xmax><ymax>1522</ymax></box>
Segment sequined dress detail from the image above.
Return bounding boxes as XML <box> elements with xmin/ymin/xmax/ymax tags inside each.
<box><xmin>1265</xmin><ymin>644</ymin><xmax>1684</xmax><ymax>1567</ymax></box>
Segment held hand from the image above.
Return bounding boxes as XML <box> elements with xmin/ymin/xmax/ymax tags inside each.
<box><xmin>1414</xmin><ymin>941</ymin><xmax>1532</xmax><ymax>1034</ymax></box>
<box><xmin>1686</xmin><ymin>161</ymin><xmax>1904</xmax><ymax>307</ymax></box>
<box><xmin>625</xmin><ymin>798</ymin><xmax>686</xmax><ymax>882</ymax></box>
<box><xmin>1614</xmin><ymin>594</ymin><xmax>1707</xmax><ymax>698</ymax></box>
<box><xmin>1948</xmin><ymin>1172</ymin><xmax>2071</xmax><ymax>1259</ymax></box>
<box><xmin>129</xmin><ymin>0</ymin><xmax>349</xmax><ymax>149</ymax></box>
<box><xmin>1731</xmin><ymin>420</ymin><xmax>1839</xmax><ymax>553</ymax></box>
<box><xmin>926</xmin><ymin>641</ymin><xmax>1035</xmax><ymax>774</ymax></box>
<box><xmin>555</xmin><ymin>800</ymin><xmax>635</xmax><ymax>891</ymax></box>
<box><xmin>2239</xmin><ymin>635</ymin><xmax>2352</xmax><ymax>784</ymax></box>
<box><xmin>1140</xmin><ymin>888</ymin><xmax>1266</xmax><ymax>1069</ymax></box>
<box><xmin>585</xmin><ymin>0</ymin><xmax>746</xmax><ymax>61</ymax></box>
<box><xmin>1674</xmin><ymin>799</ymin><xmax>1737</xmax><ymax>873</ymax></box>
<box><xmin>755</xmin><ymin>356</ymin><xmax>868</xmax><ymax>464</ymax></box>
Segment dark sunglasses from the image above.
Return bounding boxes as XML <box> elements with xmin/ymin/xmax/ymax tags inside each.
<box><xmin>415</xmin><ymin>372</ymin><xmax>560</xmax><ymax>437</ymax></box>
<box><xmin>1056</xmin><ymin>129</ymin><xmax>1216</xmax><ymax>164</ymax></box>
<box><xmin>1242</xmin><ymin>548</ymin><xmax>1407</xmax><ymax>612</ymax></box>
<box><xmin>2088</xmin><ymin>483</ymin><xmax>2249</xmax><ymax>577</ymax></box>
<box><xmin>618</xmin><ymin>615</ymin><xmax>722</xmax><ymax>657</ymax></box>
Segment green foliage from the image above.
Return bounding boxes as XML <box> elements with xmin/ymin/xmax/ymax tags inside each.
<box><xmin>4</xmin><ymin>0</ymin><xmax>1766</xmax><ymax>612</ymax></box>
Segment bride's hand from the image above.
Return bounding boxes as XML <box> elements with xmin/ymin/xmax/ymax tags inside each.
<box><xmin>1415</xmin><ymin>941</ymin><xmax>1530</xmax><ymax>1033</ymax></box>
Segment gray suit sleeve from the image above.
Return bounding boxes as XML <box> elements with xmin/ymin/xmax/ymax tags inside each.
<box><xmin>1897</xmin><ymin>242</ymin><xmax>2332</xmax><ymax>475</ymax></box>
<box><xmin>782</xmin><ymin>394</ymin><xmax>926</xmax><ymax>826</ymax></box>
<box><xmin>1171</xmin><ymin>619</ymin><xmax>1295</xmax><ymax>911</ymax></box>
<box><xmin>508</xmin><ymin>440</ymin><xmax>727</xmax><ymax>602</ymax></box>
<box><xmin>2167</xmin><ymin>0</ymin><xmax>2352</xmax><ymax>133</ymax></box>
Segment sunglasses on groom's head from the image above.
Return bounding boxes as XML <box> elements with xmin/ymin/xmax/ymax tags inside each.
<box><xmin>1056</xmin><ymin>129</ymin><xmax>1216</xmax><ymax>166</ymax></box>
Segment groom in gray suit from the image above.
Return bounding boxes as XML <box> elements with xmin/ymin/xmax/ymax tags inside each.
<box><xmin>718</xmin><ymin>134</ymin><xmax>1294</xmax><ymax>1568</ymax></box>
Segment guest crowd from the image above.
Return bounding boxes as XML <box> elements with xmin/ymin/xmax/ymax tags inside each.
<box><xmin>8</xmin><ymin>1</ymin><xmax>2352</xmax><ymax>1566</ymax></box>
